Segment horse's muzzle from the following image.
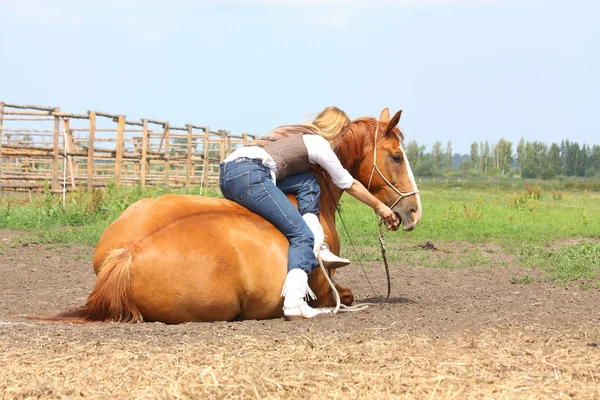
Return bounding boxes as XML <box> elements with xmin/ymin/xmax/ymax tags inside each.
<box><xmin>394</xmin><ymin>210</ymin><xmax>416</xmax><ymax>232</ymax></box>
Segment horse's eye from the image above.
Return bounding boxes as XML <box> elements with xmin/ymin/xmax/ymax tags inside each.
<box><xmin>391</xmin><ymin>154</ymin><xmax>403</xmax><ymax>163</ymax></box>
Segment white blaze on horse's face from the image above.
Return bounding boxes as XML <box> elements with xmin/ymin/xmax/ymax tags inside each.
<box><xmin>396</xmin><ymin>134</ymin><xmax>422</xmax><ymax>226</ymax></box>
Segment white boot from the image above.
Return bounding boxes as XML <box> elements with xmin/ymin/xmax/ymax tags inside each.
<box><xmin>281</xmin><ymin>269</ymin><xmax>331</xmax><ymax>320</ymax></box>
<box><xmin>302</xmin><ymin>213</ymin><xmax>351</xmax><ymax>269</ymax></box>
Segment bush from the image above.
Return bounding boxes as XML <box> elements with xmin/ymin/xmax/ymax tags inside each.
<box><xmin>525</xmin><ymin>183</ymin><xmax>543</xmax><ymax>200</ymax></box>
<box><xmin>415</xmin><ymin>160</ymin><xmax>435</xmax><ymax>177</ymax></box>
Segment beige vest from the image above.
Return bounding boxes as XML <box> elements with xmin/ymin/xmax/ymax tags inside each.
<box><xmin>250</xmin><ymin>125</ymin><xmax>317</xmax><ymax>181</ymax></box>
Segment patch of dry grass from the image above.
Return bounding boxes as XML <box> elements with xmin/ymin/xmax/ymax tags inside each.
<box><xmin>1</xmin><ymin>324</ymin><xmax>599</xmax><ymax>399</ymax></box>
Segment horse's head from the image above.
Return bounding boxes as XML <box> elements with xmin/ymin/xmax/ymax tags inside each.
<box><xmin>338</xmin><ymin>108</ymin><xmax>422</xmax><ymax>231</ymax></box>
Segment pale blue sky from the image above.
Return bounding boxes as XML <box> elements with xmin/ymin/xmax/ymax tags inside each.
<box><xmin>1</xmin><ymin>0</ymin><xmax>598</xmax><ymax>154</ymax></box>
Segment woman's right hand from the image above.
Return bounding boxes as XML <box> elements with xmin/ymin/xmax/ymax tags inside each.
<box><xmin>374</xmin><ymin>202</ymin><xmax>399</xmax><ymax>231</ymax></box>
<box><xmin>345</xmin><ymin>179</ymin><xmax>400</xmax><ymax>230</ymax></box>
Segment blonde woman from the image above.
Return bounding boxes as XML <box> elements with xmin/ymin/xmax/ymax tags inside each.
<box><xmin>219</xmin><ymin>107</ymin><xmax>398</xmax><ymax>319</ymax></box>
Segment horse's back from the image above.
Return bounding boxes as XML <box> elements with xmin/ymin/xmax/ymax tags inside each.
<box><xmin>95</xmin><ymin>195</ymin><xmax>279</xmax><ymax>264</ymax></box>
<box><xmin>94</xmin><ymin>194</ymin><xmax>289</xmax><ymax>322</ymax></box>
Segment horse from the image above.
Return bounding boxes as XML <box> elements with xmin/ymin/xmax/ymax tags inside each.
<box><xmin>49</xmin><ymin>108</ymin><xmax>421</xmax><ymax>323</ymax></box>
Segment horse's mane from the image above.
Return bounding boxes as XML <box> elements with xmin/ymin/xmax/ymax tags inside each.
<box><xmin>334</xmin><ymin>117</ymin><xmax>405</xmax><ymax>171</ymax></box>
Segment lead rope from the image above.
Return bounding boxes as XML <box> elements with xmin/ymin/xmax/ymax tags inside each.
<box><xmin>316</xmin><ymin>247</ymin><xmax>370</xmax><ymax>314</ymax></box>
<box><xmin>378</xmin><ymin>220</ymin><xmax>392</xmax><ymax>300</ymax></box>
<box><xmin>320</xmin><ymin>170</ymin><xmax>377</xmax><ymax>296</ymax></box>
<box><xmin>317</xmin><ymin>171</ymin><xmax>375</xmax><ymax>314</ymax></box>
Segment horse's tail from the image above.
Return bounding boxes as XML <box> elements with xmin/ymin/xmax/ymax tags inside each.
<box><xmin>32</xmin><ymin>248</ymin><xmax>143</xmax><ymax>323</ymax></box>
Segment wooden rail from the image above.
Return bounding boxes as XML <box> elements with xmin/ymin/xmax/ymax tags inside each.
<box><xmin>0</xmin><ymin>102</ymin><xmax>257</xmax><ymax>193</ymax></box>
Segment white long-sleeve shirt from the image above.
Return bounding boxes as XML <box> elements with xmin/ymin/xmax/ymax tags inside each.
<box><xmin>223</xmin><ymin>134</ymin><xmax>354</xmax><ymax>189</ymax></box>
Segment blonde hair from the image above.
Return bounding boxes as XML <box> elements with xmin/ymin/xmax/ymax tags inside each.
<box><xmin>308</xmin><ymin>106</ymin><xmax>351</xmax><ymax>143</ymax></box>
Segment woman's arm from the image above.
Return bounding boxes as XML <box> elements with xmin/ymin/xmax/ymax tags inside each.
<box><xmin>305</xmin><ymin>136</ymin><xmax>400</xmax><ymax>229</ymax></box>
<box><xmin>345</xmin><ymin>179</ymin><xmax>399</xmax><ymax>230</ymax></box>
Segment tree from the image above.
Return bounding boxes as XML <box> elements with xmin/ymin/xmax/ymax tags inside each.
<box><xmin>470</xmin><ymin>142</ymin><xmax>480</xmax><ymax>172</ymax></box>
<box><xmin>591</xmin><ymin>145</ymin><xmax>600</xmax><ymax>172</ymax></box>
<box><xmin>480</xmin><ymin>141</ymin><xmax>490</xmax><ymax>172</ymax></box>
<box><xmin>516</xmin><ymin>138</ymin><xmax>526</xmax><ymax>175</ymax></box>
<box><xmin>445</xmin><ymin>141</ymin><xmax>453</xmax><ymax>172</ymax></box>
<box><xmin>405</xmin><ymin>140</ymin><xmax>422</xmax><ymax>168</ymax></box>
<box><xmin>495</xmin><ymin>139</ymin><xmax>513</xmax><ymax>175</ymax></box>
<box><xmin>414</xmin><ymin>159</ymin><xmax>434</xmax><ymax>177</ymax></box>
<box><xmin>522</xmin><ymin>142</ymin><xmax>540</xmax><ymax>178</ymax></box>
<box><xmin>548</xmin><ymin>143</ymin><xmax>561</xmax><ymax>177</ymax></box>
<box><xmin>459</xmin><ymin>159</ymin><xmax>472</xmax><ymax>173</ymax></box>
<box><xmin>564</xmin><ymin>141</ymin><xmax>581</xmax><ymax>176</ymax></box>
<box><xmin>431</xmin><ymin>141</ymin><xmax>443</xmax><ymax>174</ymax></box>
<box><xmin>579</xmin><ymin>144</ymin><xmax>589</xmax><ymax>176</ymax></box>
<box><xmin>521</xmin><ymin>141</ymin><xmax>551</xmax><ymax>179</ymax></box>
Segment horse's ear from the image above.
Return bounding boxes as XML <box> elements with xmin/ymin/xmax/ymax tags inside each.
<box><xmin>379</xmin><ymin>108</ymin><xmax>390</xmax><ymax>123</ymax></box>
<box><xmin>385</xmin><ymin>110</ymin><xmax>402</xmax><ymax>136</ymax></box>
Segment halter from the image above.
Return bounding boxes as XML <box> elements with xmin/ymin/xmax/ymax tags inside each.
<box><xmin>366</xmin><ymin>122</ymin><xmax>419</xmax><ymax>211</ymax></box>
<box><xmin>366</xmin><ymin>121</ymin><xmax>419</xmax><ymax>299</ymax></box>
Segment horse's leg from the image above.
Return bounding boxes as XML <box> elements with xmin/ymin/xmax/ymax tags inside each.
<box><xmin>333</xmin><ymin>276</ymin><xmax>354</xmax><ymax>306</ymax></box>
<box><xmin>308</xmin><ymin>268</ymin><xmax>354</xmax><ymax>308</ymax></box>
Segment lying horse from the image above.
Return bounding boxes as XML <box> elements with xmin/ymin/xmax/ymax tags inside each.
<box><xmin>53</xmin><ymin>108</ymin><xmax>421</xmax><ymax>323</ymax></box>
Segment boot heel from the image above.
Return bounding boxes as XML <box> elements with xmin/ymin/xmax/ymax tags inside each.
<box><xmin>322</xmin><ymin>260</ymin><xmax>351</xmax><ymax>270</ymax></box>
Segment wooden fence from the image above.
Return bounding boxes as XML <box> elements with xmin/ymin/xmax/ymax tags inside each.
<box><xmin>0</xmin><ymin>102</ymin><xmax>257</xmax><ymax>193</ymax></box>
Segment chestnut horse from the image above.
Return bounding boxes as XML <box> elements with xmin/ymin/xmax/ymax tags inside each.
<box><xmin>53</xmin><ymin>108</ymin><xmax>421</xmax><ymax>323</ymax></box>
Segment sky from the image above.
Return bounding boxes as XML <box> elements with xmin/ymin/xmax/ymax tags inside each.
<box><xmin>0</xmin><ymin>0</ymin><xmax>598</xmax><ymax>155</ymax></box>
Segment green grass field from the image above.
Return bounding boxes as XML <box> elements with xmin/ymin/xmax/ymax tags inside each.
<box><xmin>338</xmin><ymin>179</ymin><xmax>600</xmax><ymax>285</ymax></box>
<box><xmin>1</xmin><ymin>179</ymin><xmax>599</xmax><ymax>285</ymax></box>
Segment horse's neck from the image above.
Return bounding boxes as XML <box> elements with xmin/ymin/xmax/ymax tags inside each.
<box><xmin>317</xmin><ymin>173</ymin><xmax>343</xmax><ymax>222</ymax></box>
<box><xmin>315</xmin><ymin>172</ymin><xmax>343</xmax><ymax>256</ymax></box>
<box><xmin>336</xmin><ymin>120</ymin><xmax>371</xmax><ymax>175</ymax></box>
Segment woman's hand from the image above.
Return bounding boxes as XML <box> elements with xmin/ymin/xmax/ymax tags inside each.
<box><xmin>345</xmin><ymin>179</ymin><xmax>400</xmax><ymax>230</ymax></box>
<box><xmin>374</xmin><ymin>202</ymin><xmax>400</xmax><ymax>231</ymax></box>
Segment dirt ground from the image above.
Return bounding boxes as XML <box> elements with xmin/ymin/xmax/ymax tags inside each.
<box><xmin>1</xmin><ymin>229</ymin><xmax>599</xmax><ymax>399</ymax></box>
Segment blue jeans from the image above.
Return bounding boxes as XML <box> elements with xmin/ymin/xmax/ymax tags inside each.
<box><xmin>277</xmin><ymin>171</ymin><xmax>320</xmax><ymax>216</ymax></box>
<box><xmin>219</xmin><ymin>158</ymin><xmax>318</xmax><ymax>274</ymax></box>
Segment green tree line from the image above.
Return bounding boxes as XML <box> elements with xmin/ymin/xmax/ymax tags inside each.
<box><xmin>405</xmin><ymin>138</ymin><xmax>600</xmax><ymax>179</ymax></box>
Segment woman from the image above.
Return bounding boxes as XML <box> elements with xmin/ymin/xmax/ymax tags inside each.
<box><xmin>219</xmin><ymin>106</ymin><xmax>398</xmax><ymax>320</ymax></box>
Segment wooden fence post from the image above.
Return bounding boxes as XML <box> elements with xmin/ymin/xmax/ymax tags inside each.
<box><xmin>141</xmin><ymin>119</ymin><xmax>148</xmax><ymax>188</ymax></box>
<box><xmin>87</xmin><ymin>111</ymin><xmax>96</xmax><ymax>191</ymax></box>
<box><xmin>52</xmin><ymin>108</ymin><xmax>60</xmax><ymax>191</ymax></box>
<box><xmin>186</xmin><ymin>124</ymin><xmax>193</xmax><ymax>188</ymax></box>
<box><xmin>133</xmin><ymin>139</ymin><xmax>140</xmax><ymax>179</ymax></box>
<box><xmin>5</xmin><ymin>134</ymin><xmax>11</xmax><ymax>173</ymax></box>
<box><xmin>163</xmin><ymin>123</ymin><xmax>170</xmax><ymax>187</ymax></box>
<box><xmin>0</xmin><ymin>102</ymin><xmax>4</xmax><ymax>194</ymax></box>
<box><xmin>66</xmin><ymin>120</ymin><xmax>78</xmax><ymax>175</ymax></box>
<box><xmin>115</xmin><ymin>115</ymin><xmax>125</xmax><ymax>188</ymax></box>
<box><xmin>226</xmin><ymin>131</ymin><xmax>231</xmax><ymax>156</ymax></box>
<box><xmin>202</xmin><ymin>126</ymin><xmax>210</xmax><ymax>188</ymax></box>
<box><xmin>63</xmin><ymin>118</ymin><xmax>76</xmax><ymax>189</ymax></box>
<box><xmin>219</xmin><ymin>131</ymin><xmax>225</xmax><ymax>161</ymax></box>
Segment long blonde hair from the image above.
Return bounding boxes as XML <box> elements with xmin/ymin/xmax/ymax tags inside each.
<box><xmin>308</xmin><ymin>106</ymin><xmax>351</xmax><ymax>143</ymax></box>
